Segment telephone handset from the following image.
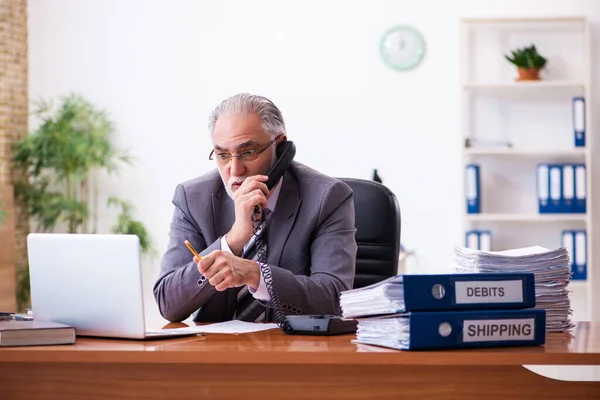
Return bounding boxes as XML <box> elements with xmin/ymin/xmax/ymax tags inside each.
<box><xmin>251</xmin><ymin>139</ymin><xmax>296</xmax><ymax>333</ymax></box>
<box><xmin>253</xmin><ymin>140</ymin><xmax>357</xmax><ymax>336</ymax></box>
<box><xmin>264</xmin><ymin>140</ymin><xmax>296</xmax><ymax>190</ymax></box>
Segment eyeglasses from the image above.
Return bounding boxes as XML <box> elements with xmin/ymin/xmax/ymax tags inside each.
<box><xmin>209</xmin><ymin>134</ymin><xmax>282</xmax><ymax>164</ymax></box>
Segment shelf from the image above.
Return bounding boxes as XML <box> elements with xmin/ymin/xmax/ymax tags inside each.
<box><xmin>466</xmin><ymin>214</ymin><xmax>588</xmax><ymax>222</ymax></box>
<box><xmin>462</xmin><ymin>17</ymin><xmax>586</xmax><ymax>25</ymax></box>
<box><xmin>464</xmin><ymin>148</ymin><xmax>588</xmax><ymax>157</ymax></box>
<box><xmin>461</xmin><ymin>17</ymin><xmax>586</xmax><ymax>32</ymax></box>
<box><xmin>463</xmin><ymin>81</ymin><xmax>585</xmax><ymax>90</ymax></box>
<box><xmin>461</xmin><ymin>16</ymin><xmax>595</xmax><ymax>321</ymax></box>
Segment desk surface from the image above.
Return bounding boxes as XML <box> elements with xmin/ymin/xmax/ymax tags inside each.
<box><xmin>1</xmin><ymin>321</ymin><xmax>599</xmax><ymax>366</ymax></box>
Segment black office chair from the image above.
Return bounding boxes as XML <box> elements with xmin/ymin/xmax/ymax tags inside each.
<box><xmin>338</xmin><ymin>178</ymin><xmax>401</xmax><ymax>289</ymax></box>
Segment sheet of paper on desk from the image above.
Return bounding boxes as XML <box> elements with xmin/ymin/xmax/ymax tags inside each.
<box><xmin>164</xmin><ymin>321</ymin><xmax>279</xmax><ymax>334</ymax></box>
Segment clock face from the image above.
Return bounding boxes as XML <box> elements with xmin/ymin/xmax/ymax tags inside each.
<box><xmin>380</xmin><ymin>26</ymin><xmax>425</xmax><ymax>71</ymax></box>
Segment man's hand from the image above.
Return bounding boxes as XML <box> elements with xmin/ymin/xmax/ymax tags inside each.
<box><xmin>194</xmin><ymin>250</ymin><xmax>260</xmax><ymax>291</ymax></box>
<box><xmin>226</xmin><ymin>175</ymin><xmax>270</xmax><ymax>255</ymax></box>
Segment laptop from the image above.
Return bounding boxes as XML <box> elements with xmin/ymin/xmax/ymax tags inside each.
<box><xmin>27</xmin><ymin>233</ymin><xmax>196</xmax><ymax>340</ymax></box>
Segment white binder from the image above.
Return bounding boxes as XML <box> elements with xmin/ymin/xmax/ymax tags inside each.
<box><xmin>479</xmin><ymin>231</ymin><xmax>492</xmax><ymax>252</ymax></box>
<box><xmin>549</xmin><ymin>165</ymin><xmax>562</xmax><ymax>213</ymax></box>
<box><xmin>562</xmin><ymin>164</ymin><xmax>574</xmax><ymax>213</ymax></box>
<box><xmin>466</xmin><ymin>164</ymin><xmax>480</xmax><ymax>214</ymax></box>
<box><xmin>537</xmin><ymin>164</ymin><xmax>549</xmax><ymax>213</ymax></box>
<box><xmin>562</xmin><ymin>230</ymin><xmax>575</xmax><ymax>276</ymax></box>
<box><xmin>466</xmin><ymin>231</ymin><xmax>479</xmax><ymax>250</ymax></box>
<box><xmin>573</xmin><ymin>97</ymin><xmax>586</xmax><ymax>147</ymax></box>
<box><xmin>575</xmin><ymin>164</ymin><xmax>586</xmax><ymax>213</ymax></box>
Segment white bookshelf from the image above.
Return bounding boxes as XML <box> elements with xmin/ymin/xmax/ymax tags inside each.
<box><xmin>460</xmin><ymin>17</ymin><xmax>595</xmax><ymax>321</ymax></box>
<box><xmin>464</xmin><ymin>148</ymin><xmax>588</xmax><ymax>157</ymax></box>
<box><xmin>464</xmin><ymin>81</ymin><xmax>585</xmax><ymax>90</ymax></box>
<box><xmin>465</xmin><ymin>214</ymin><xmax>589</xmax><ymax>223</ymax></box>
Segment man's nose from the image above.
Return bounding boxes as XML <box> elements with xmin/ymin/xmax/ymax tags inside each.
<box><xmin>230</xmin><ymin>156</ymin><xmax>245</xmax><ymax>176</ymax></box>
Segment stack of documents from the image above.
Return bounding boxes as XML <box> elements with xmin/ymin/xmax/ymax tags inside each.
<box><xmin>340</xmin><ymin>273</ymin><xmax>536</xmax><ymax>319</ymax></box>
<box><xmin>340</xmin><ymin>273</ymin><xmax>546</xmax><ymax>350</ymax></box>
<box><xmin>454</xmin><ymin>245</ymin><xmax>573</xmax><ymax>333</ymax></box>
<box><xmin>355</xmin><ymin>309</ymin><xmax>546</xmax><ymax>351</ymax></box>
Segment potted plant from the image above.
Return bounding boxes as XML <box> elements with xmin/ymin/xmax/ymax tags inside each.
<box><xmin>505</xmin><ymin>44</ymin><xmax>548</xmax><ymax>81</ymax></box>
<box><xmin>0</xmin><ymin>200</ymin><xmax>5</xmax><ymax>224</ymax></box>
<box><xmin>11</xmin><ymin>93</ymin><xmax>153</xmax><ymax>309</ymax></box>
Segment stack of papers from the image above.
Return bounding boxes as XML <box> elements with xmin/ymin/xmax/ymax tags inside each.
<box><xmin>354</xmin><ymin>315</ymin><xmax>410</xmax><ymax>350</ymax></box>
<box><xmin>454</xmin><ymin>245</ymin><xmax>573</xmax><ymax>332</ymax></box>
<box><xmin>340</xmin><ymin>276</ymin><xmax>405</xmax><ymax>318</ymax></box>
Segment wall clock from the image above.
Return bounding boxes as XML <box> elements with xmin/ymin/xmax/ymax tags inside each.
<box><xmin>380</xmin><ymin>25</ymin><xmax>426</xmax><ymax>71</ymax></box>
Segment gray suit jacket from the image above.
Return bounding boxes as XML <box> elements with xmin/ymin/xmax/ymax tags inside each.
<box><xmin>153</xmin><ymin>161</ymin><xmax>357</xmax><ymax>322</ymax></box>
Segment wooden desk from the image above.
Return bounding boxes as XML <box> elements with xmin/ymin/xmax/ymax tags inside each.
<box><xmin>1</xmin><ymin>321</ymin><xmax>599</xmax><ymax>399</ymax></box>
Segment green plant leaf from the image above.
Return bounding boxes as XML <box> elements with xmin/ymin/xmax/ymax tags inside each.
<box><xmin>11</xmin><ymin>92</ymin><xmax>154</xmax><ymax>306</ymax></box>
<box><xmin>108</xmin><ymin>196</ymin><xmax>154</xmax><ymax>255</ymax></box>
<box><xmin>504</xmin><ymin>44</ymin><xmax>547</xmax><ymax>69</ymax></box>
<box><xmin>0</xmin><ymin>200</ymin><xmax>6</xmax><ymax>225</ymax></box>
<box><xmin>16</xmin><ymin>266</ymin><xmax>30</xmax><ymax>311</ymax></box>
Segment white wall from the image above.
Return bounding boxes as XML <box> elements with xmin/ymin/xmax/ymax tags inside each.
<box><xmin>28</xmin><ymin>0</ymin><xmax>600</xmax><ymax>322</ymax></box>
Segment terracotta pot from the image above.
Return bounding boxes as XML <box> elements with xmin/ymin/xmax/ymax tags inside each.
<box><xmin>516</xmin><ymin>67</ymin><xmax>541</xmax><ymax>81</ymax></box>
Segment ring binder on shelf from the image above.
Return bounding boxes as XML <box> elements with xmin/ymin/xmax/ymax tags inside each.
<box><xmin>465</xmin><ymin>230</ymin><xmax>492</xmax><ymax>251</ymax></box>
<box><xmin>572</xmin><ymin>97</ymin><xmax>586</xmax><ymax>147</ymax></box>
<box><xmin>537</xmin><ymin>164</ymin><xmax>550</xmax><ymax>213</ymax></box>
<box><xmin>466</xmin><ymin>164</ymin><xmax>480</xmax><ymax>214</ymax></box>
<box><xmin>575</xmin><ymin>164</ymin><xmax>586</xmax><ymax>213</ymax></box>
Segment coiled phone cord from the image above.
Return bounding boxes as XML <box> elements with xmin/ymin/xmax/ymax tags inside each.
<box><xmin>251</xmin><ymin>206</ymin><xmax>294</xmax><ymax>334</ymax></box>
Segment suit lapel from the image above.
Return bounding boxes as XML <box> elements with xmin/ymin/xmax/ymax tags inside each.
<box><xmin>210</xmin><ymin>173</ymin><xmax>302</xmax><ymax>268</ymax></box>
<box><xmin>267</xmin><ymin>171</ymin><xmax>302</xmax><ymax>266</ymax></box>
<box><xmin>212</xmin><ymin>186</ymin><xmax>235</xmax><ymax>238</ymax></box>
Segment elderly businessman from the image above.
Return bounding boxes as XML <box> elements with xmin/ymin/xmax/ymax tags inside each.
<box><xmin>154</xmin><ymin>93</ymin><xmax>357</xmax><ymax>323</ymax></box>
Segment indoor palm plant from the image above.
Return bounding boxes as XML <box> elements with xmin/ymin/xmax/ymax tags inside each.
<box><xmin>505</xmin><ymin>44</ymin><xmax>548</xmax><ymax>81</ymax></box>
<box><xmin>12</xmin><ymin>93</ymin><xmax>153</xmax><ymax>309</ymax></box>
<box><xmin>0</xmin><ymin>200</ymin><xmax>5</xmax><ymax>224</ymax></box>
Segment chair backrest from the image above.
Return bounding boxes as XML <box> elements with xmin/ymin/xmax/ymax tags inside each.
<box><xmin>338</xmin><ymin>178</ymin><xmax>401</xmax><ymax>289</ymax></box>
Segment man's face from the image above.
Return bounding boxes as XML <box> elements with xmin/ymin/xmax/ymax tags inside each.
<box><xmin>212</xmin><ymin>113</ymin><xmax>277</xmax><ymax>197</ymax></box>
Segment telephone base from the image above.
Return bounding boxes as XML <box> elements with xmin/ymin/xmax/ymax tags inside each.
<box><xmin>284</xmin><ymin>315</ymin><xmax>357</xmax><ymax>336</ymax></box>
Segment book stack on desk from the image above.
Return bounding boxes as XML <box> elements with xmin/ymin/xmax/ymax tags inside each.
<box><xmin>340</xmin><ymin>273</ymin><xmax>546</xmax><ymax>351</ymax></box>
<box><xmin>0</xmin><ymin>321</ymin><xmax>76</xmax><ymax>347</ymax></box>
<box><xmin>453</xmin><ymin>245</ymin><xmax>573</xmax><ymax>333</ymax></box>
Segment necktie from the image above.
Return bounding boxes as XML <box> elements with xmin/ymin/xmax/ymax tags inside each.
<box><xmin>234</xmin><ymin>210</ymin><xmax>270</xmax><ymax>322</ymax></box>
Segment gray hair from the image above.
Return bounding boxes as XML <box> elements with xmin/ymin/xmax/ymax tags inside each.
<box><xmin>208</xmin><ymin>93</ymin><xmax>287</xmax><ymax>139</ymax></box>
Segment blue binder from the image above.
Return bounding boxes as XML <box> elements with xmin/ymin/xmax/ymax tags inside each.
<box><xmin>573</xmin><ymin>230</ymin><xmax>587</xmax><ymax>280</ymax></box>
<box><xmin>548</xmin><ymin>164</ymin><xmax>562</xmax><ymax>213</ymax></box>
<box><xmin>572</xmin><ymin>97</ymin><xmax>586</xmax><ymax>147</ymax></box>
<box><xmin>402</xmin><ymin>273</ymin><xmax>535</xmax><ymax>311</ymax></box>
<box><xmin>574</xmin><ymin>164</ymin><xmax>587</xmax><ymax>213</ymax></box>
<box><xmin>537</xmin><ymin>164</ymin><xmax>550</xmax><ymax>213</ymax></box>
<box><xmin>562</xmin><ymin>164</ymin><xmax>575</xmax><ymax>213</ymax></box>
<box><xmin>466</xmin><ymin>164</ymin><xmax>480</xmax><ymax>214</ymax></box>
<box><xmin>563</xmin><ymin>229</ymin><xmax>587</xmax><ymax>280</ymax></box>
<box><xmin>381</xmin><ymin>309</ymin><xmax>546</xmax><ymax>350</ymax></box>
<box><xmin>465</xmin><ymin>230</ymin><xmax>492</xmax><ymax>251</ymax></box>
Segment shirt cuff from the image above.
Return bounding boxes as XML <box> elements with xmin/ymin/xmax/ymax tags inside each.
<box><xmin>248</xmin><ymin>261</ymin><xmax>271</xmax><ymax>301</ymax></box>
<box><xmin>221</xmin><ymin>235</ymin><xmax>233</xmax><ymax>254</ymax></box>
